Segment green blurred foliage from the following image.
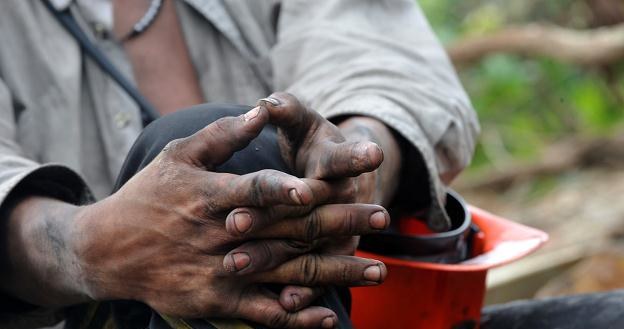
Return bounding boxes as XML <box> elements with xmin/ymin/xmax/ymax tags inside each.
<box><xmin>418</xmin><ymin>0</ymin><xmax>624</xmax><ymax>171</ymax></box>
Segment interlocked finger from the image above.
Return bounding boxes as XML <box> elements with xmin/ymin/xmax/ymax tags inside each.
<box><xmin>279</xmin><ymin>285</ymin><xmax>327</xmax><ymax>312</ymax></box>
<box><xmin>255</xmin><ymin>254</ymin><xmax>387</xmax><ymax>287</ymax></box>
<box><xmin>223</xmin><ymin>239</ymin><xmax>315</xmax><ymax>274</ymax></box>
<box><xmin>257</xmin><ymin>92</ymin><xmax>318</xmax><ymax>139</ymax></box>
<box><xmin>206</xmin><ymin>169</ymin><xmax>314</xmax><ymax>212</ymax></box>
<box><xmin>232</xmin><ymin>204</ymin><xmax>390</xmax><ymax>240</ymax></box>
<box><xmin>235</xmin><ymin>287</ymin><xmax>338</xmax><ymax>329</ymax></box>
<box><xmin>309</xmin><ymin>140</ymin><xmax>384</xmax><ymax>179</ymax></box>
<box><xmin>224</xmin><ymin>178</ymin><xmax>365</xmax><ymax>235</ymax></box>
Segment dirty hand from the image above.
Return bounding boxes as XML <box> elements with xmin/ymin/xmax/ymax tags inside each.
<box><xmin>216</xmin><ymin>94</ymin><xmax>392</xmax><ymax>315</ymax></box>
<box><xmin>223</xmin><ymin>93</ymin><xmax>389</xmax><ymax>263</ymax></box>
<box><xmin>71</xmin><ymin>106</ymin><xmax>386</xmax><ymax>328</ymax></box>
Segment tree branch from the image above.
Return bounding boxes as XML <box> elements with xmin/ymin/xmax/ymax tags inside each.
<box><xmin>456</xmin><ymin>134</ymin><xmax>624</xmax><ymax>191</ymax></box>
<box><xmin>447</xmin><ymin>23</ymin><xmax>624</xmax><ymax>67</ymax></box>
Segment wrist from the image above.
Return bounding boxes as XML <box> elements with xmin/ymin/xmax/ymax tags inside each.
<box><xmin>1</xmin><ymin>196</ymin><xmax>92</xmax><ymax>306</ymax></box>
<box><xmin>71</xmin><ymin>196</ymin><xmax>129</xmax><ymax>302</ymax></box>
<box><xmin>338</xmin><ymin>116</ymin><xmax>402</xmax><ymax>205</ymax></box>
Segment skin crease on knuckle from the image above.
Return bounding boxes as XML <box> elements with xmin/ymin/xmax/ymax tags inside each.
<box><xmin>303</xmin><ymin>208</ymin><xmax>323</xmax><ymax>242</ymax></box>
<box><xmin>212</xmin><ymin>116</ymin><xmax>256</xmax><ymax>152</ymax></box>
<box><xmin>202</xmin><ymin>119</ymin><xmax>238</xmax><ymax>160</ymax></box>
<box><xmin>236</xmin><ymin>170</ymin><xmax>281</xmax><ymax>207</ymax></box>
<box><xmin>300</xmin><ymin>254</ymin><xmax>322</xmax><ymax>286</ymax></box>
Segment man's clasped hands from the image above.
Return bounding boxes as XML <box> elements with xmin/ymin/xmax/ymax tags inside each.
<box><xmin>72</xmin><ymin>93</ymin><xmax>390</xmax><ymax>328</ymax></box>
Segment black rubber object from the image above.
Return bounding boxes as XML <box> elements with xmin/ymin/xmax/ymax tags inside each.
<box><xmin>358</xmin><ymin>190</ymin><xmax>475</xmax><ymax>264</ymax></box>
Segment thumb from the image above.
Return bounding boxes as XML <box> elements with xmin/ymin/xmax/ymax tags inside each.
<box><xmin>175</xmin><ymin>106</ymin><xmax>269</xmax><ymax>169</ymax></box>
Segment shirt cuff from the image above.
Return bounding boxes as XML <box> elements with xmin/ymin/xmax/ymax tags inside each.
<box><xmin>0</xmin><ymin>162</ymin><xmax>93</xmax><ymax>325</ymax></box>
<box><xmin>0</xmin><ymin>163</ymin><xmax>93</xmax><ymax>208</ymax></box>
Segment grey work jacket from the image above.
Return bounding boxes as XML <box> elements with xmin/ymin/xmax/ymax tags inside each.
<box><xmin>0</xmin><ymin>0</ymin><xmax>479</xmax><ymax>251</ymax></box>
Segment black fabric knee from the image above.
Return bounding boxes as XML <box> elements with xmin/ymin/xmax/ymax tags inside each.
<box><xmin>481</xmin><ymin>290</ymin><xmax>624</xmax><ymax>329</ymax></box>
<box><xmin>114</xmin><ymin>103</ymin><xmax>289</xmax><ymax>190</ymax></box>
<box><xmin>109</xmin><ymin>104</ymin><xmax>352</xmax><ymax>329</ymax></box>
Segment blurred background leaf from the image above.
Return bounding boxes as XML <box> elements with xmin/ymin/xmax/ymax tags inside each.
<box><xmin>418</xmin><ymin>0</ymin><xmax>624</xmax><ymax>174</ymax></box>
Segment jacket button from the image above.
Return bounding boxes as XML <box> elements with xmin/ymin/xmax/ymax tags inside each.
<box><xmin>114</xmin><ymin>112</ymin><xmax>131</xmax><ymax>128</ymax></box>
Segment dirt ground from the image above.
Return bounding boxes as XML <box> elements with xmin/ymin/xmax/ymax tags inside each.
<box><xmin>454</xmin><ymin>167</ymin><xmax>624</xmax><ymax>302</ymax></box>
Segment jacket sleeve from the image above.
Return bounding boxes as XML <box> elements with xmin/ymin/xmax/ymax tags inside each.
<box><xmin>0</xmin><ymin>78</ymin><xmax>91</xmax><ymax>211</ymax></box>
<box><xmin>271</xmin><ymin>0</ymin><xmax>480</xmax><ymax>225</ymax></box>
<box><xmin>0</xmin><ymin>76</ymin><xmax>91</xmax><ymax>326</ymax></box>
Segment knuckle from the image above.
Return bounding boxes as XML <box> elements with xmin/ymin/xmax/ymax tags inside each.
<box><xmin>267</xmin><ymin>310</ymin><xmax>292</xmax><ymax>328</ymax></box>
<box><xmin>186</xmin><ymin>197</ymin><xmax>213</xmax><ymax>222</ymax></box>
<box><xmin>198</xmin><ymin>179</ymin><xmax>223</xmax><ymax>214</ymax></box>
<box><xmin>343</xmin><ymin>208</ymin><xmax>357</xmax><ymax>235</ymax></box>
<box><xmin>254</xmin><ymin>170</ymin><xmax>289</xmax><ymax>205</ymax></box>
<box><xmin>246</xmin><ymin>173</ymin><xmax>264</xmax><ymax>206</ymax></box>
<box><xmin>304</xmin><ymin>210</ymin><xmax>323</xmax><ymax>242</ymax></box>
<box><xmin>300</xmin><ymin>254</ymin><xmax>321</xmax><ymax>285</ymax></box>
<box><xmin>256</xmin><ymin>241</ymin><xmax>274</xmax><ymax>266</ymax></box>
<box><xmin>283</xmin><ymin>240</ymin><xmax>312</xmax><ymax>252</ymax></box>
<box><xmin>312</xmin><ymin>155</ymin><xmax>331</xmax><ymax>179</ymax></box>
<box><xmin>162</xmin><ymin>138</ymin><xmax>185</xmax><ymax>157</ymax></box>
<box><xmin>200</xmin><ymin>190</ymin><xmax>240</xmax><ymax>219</ymax></box>
<box><xmin>211</xmin><ymin>117</ymin><xmax>232</xmax><ymax>135</ymax></box>
<box><xmin>340</xmin><ymin>262</ymin><xmax>354</xmax><ymax>284</ymax></box>
<box><xmin>347</xmin><ymin>179</ymin><xmax>358</xmax><ymax>201</ymax></box>
<box><xmin>205</xmin><ymin>118</ymin><xmax>237</xmax><ymax>147</ymax></box>
<box><xmin>274</xmin><ymin>91</ymin><xmax>296</xmax><ymax>104</ymax></box>
<box><xmin>200</xmin><ymin>197</ymin><xmax>220</xmax><ymax>218</ymax></box>
<box><xmin>215</xmin><ymin>116</ymin><xmax>251</xmax><ymax>148</ymax></box>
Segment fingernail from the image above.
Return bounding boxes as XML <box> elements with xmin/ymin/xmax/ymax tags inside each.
<box><xmin>231</xmin><ymin>252</ymin><xmax>251</xmax><ymax>271</ymax></box>
<box><xmin>363</xmin><ymin>264</ymin><xmax>382</xmax><ymax>282</ymax></box>
<box><xmin>244</xmin><ymin>106</ymin><xmax>260</xmax><ymax>121</ymax></box>
<box><xmin>259</xmin><ymin>97</ymin><xmax>280</xmax><ymax>106</ymax></box>
<box><xmin>233</xmin><ymin>212</ymin><xmax>252</xmax><ymax>234</ymax></box>
<box><xmin>367</xmin><ymin>143</ymin><xmax>383</xmax><ymax>163</ymax></box>
<box><xmin>290</xmin><ymin>293</ymin><xmax>301</xmax><ymax>310</ymax></box>
<box><xmin>369</xmin><ymin>211</ymin><xmax>388</xmax><ymax>230</ymax></box>
<box><xmin>289</xmin><ymin>188</ymin><xmax>303</xmax><ymax>205</ymax></box>
<box><xmin>321</xmin><ymin>316</ymin><xmax>336</xmax><ymax>329</ymax></box>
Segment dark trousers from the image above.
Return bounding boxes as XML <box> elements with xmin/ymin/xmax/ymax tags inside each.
<box><xmin>108</xmin><ymin>104</ymin><xmax>352</xmax><ymax>329</ymax></box>
<box><xmin>481</xmin><ymin>290</ymin><xmax>624</xmax><ymax>329</ymax></box>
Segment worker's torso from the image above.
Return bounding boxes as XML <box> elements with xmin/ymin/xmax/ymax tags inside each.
<box><xmin>0</xmin><ymin>0</ymin><xmax>276</xmax><ymax>198</ymax></box>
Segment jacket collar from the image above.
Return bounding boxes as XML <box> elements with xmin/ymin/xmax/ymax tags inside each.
<box><xmin>48</xmin><ymin>0</ymin><xmax>72</xmax><ymax>10</ymax></box>
<box><xmin>48</xmin><ymin>0</ymin><xmax>250</xmax><ymax>58</ymax></box>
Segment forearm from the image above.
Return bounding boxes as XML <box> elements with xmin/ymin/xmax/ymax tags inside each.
<box><xmin>338</xmin><ymin>116</ymin><xmax>402</xmax><ymax>206</ymax></box>
<box><xmin>0</xmin><ymin>196</ymin><xmax>90</xmax><ymax>307</ymax></box>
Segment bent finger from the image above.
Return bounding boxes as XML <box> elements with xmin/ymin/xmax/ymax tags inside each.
<box><xmin>224</xmin><ymin>178</ymin><xmax>360</xmax><ymax>233</ymax></box>
<box><xmin>208</xmin><ymin>169</ymin><xmax>314</xmax><ymax>211</ymax></box>
<box><xmin>256</xmin><ymin>254</ymin><xmax>387</xmax><ymax>287</ymax></box>
<box><xmin>250</xmin><ymin>204</ymin><xmax>390</xmax><ymax>240</ymax></box>
<box><xmin>279</xmin><ymin>285</ymin><xmax>326</xmax><ymax>312</ymax></box>
<box><xmin>311</xmin><ymin>141</ymin><xmax>383</xmax><ymax>179</ymax></box>
<box><xmin>223</xmin><ymin>239</ymin><xmax>314</xmax><ymax>274</ymax></box>
<box><xmin>236</xmin><ymin>287</ymin><xmax>337</xmax><ymax>329</ymax></box>
<box><xmin>258</xmin><ymin>92</ymin><xmax>313</xmax><ymax>136</ymax></box>
<box><xmin>225</xmin><ymin>203</ymin><xmax>388</xmax><ymax>238</ymax></box>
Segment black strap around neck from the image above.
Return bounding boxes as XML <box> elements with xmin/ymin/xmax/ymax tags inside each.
<box><xmin>43</xmin><ymin>1</ymin><xmax>160</xmax><ymax>127</ymax></box>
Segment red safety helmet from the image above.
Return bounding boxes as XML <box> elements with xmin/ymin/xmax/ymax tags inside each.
<box><xmin>351</xmin><ymin>192</ymin><xmax>548</xmax><ymax>329</ymax></box>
